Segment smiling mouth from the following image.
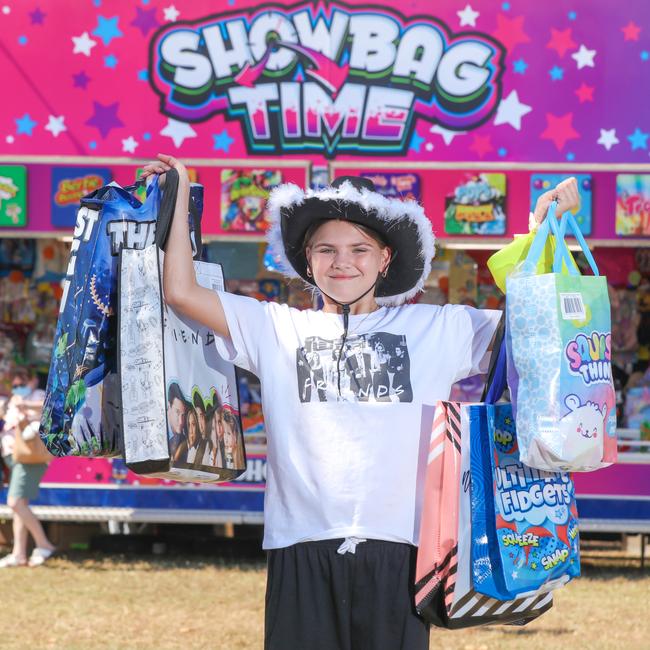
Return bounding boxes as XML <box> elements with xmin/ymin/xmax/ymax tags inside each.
<box><xmin>329</xmin><ymin>275</ymin><xmax>359</xmax><ymax>280</ymax></box>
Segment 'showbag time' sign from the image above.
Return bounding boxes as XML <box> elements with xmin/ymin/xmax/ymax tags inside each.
<box><xmin>150</xmin><ymin>2</ymin><xmax>504</xmax><ymax>157</ymax></box>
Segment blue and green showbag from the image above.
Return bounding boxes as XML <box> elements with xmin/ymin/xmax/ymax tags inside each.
<box><xmin>505</xmin><ymin>204</ymin><xmax>617</xmax><ymax>471</ymax></box>
<box><xmin>40</xmin><ymin>172</ymin><xmax>202</xmax><ymax>457</ymax></box>
<box><xmin>469</xmin><ymin>402</ymin><xmax>580</xmax><ymax>600</ymax></box>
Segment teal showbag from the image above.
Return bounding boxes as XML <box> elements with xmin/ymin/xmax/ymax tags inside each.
<box><xmin>505</xmin><ymin>204</ymin><xmax>617</xmax><ymax>472</ymax></box>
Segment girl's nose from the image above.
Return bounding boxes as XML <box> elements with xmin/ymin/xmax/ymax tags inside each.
<box><xmin>332</xmin><ymin>251</ymin><xmax>352</xmax><ymax>267</ymax></box>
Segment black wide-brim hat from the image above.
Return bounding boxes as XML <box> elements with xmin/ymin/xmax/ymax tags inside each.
<box><xmin>266</xmin><ymin>176</ymin><xmax>435</xmax><ymax>306</ymax></box>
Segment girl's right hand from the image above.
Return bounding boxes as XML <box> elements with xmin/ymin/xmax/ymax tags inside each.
<box><xmin>140</xmin><ymin>153</ymin><xmax>190</xmax><ymax>187</ymax></box>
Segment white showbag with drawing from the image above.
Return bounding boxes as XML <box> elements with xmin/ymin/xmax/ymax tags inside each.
<box><xmin>118</xmin><ymin>245</ymin><xmax>246</xmax><ymax>482</ymax></box>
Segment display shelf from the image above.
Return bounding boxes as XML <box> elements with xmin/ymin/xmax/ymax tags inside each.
<box><xmin>439</xmin><ymin>237</ymin><xmax>649</xmax><ymax>250</ymax></box>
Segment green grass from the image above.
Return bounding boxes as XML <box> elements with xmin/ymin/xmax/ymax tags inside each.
<box><xmin>0</xmin><ymin>553</ymin><xmax>647</xmax><ymax>649</ymax></box>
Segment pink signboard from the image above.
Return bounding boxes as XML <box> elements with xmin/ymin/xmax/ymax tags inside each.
<box><xmin>0</xmin><ymin>0</ymin><xmax>648</xmax><ymax>162</ymax></box>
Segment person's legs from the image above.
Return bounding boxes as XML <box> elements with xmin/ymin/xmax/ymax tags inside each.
<box><xmin>265</xmin><ymin>540</ymin><xmax>353</xmax><ymax>650</ymax></box>
<box><xmin>10</xmin><ymin>505</ymin><xmax>29</xmax><ymax>562</ymax></box>
<box><xmin>351</xmin><ymin>541</ymin><xmax>430</xmax><ymax>650</ymax></box>
<box><xmin>8</xmin><ymin>497</ymin><xmax>54</xmax><ymax>551</ymax></box>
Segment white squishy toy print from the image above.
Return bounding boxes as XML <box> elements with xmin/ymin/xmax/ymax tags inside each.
<box><xmin>558</xmin><ymin>394</ymin><xmax>605</xmax><ymax>469</ymax></box>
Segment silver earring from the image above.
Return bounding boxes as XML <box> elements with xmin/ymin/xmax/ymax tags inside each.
<box><xmin>306</xmin><ymin>267</ymin><xmax>312</xmax><ymax>278</ymax></box>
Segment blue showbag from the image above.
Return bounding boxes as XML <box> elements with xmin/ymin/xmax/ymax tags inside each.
<box><xmin>40</xmin><ymin>174</ymin><xmax>200</xmax><ymax>457</ymax></box>
<box><xmin>40</xmin><ymin>181</ymin><xmax>164</xmax><ymax>456</ymax></box>
<box><xmin>469</xmin><ymin>402</ymin><xmax>580</xmax><ymax>600</ymax></box>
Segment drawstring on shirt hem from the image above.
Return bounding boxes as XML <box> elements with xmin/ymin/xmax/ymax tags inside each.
<box><xmin>336</xmin><ymin>537</ymin><xmax>367</xmax><ymax>555</ymax></box>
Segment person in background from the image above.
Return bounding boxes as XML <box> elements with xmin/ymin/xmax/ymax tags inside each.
<box><xmin>0</xmin><ymin>368</ymin><xmax>56</xmax><ymax>568</ymax></box>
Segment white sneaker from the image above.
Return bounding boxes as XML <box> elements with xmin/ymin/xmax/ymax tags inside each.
<box><xmin>0</xmin><ymin>554</ymin><xmax>27</xmax><ymax>568</ymax></box>
<box><xmin>28</xmin><ymin>547</ymin><xmax>55</xmax><ymax>567</ymax></box>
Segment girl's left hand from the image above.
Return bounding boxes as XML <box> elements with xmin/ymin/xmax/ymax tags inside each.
<box><xmin>531</xmin><ymin>176</ymin><xmax>581</xmax><ymax>227</ymax></box>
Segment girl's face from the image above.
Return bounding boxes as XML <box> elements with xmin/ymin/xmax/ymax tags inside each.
<box><xmin>305</xmin><ymin>220</ymin><xmax>390</xmax><ymax>309</ymax></box>
<box><xmin>187</xmin><ymin>412</ymin><xmax>199</xmax><ymax>446</ymax></box>
<box><xmin>196</xmin><ymin>409</ymin><xmax>206</xmax><ymax>436</ymax></box>
<box><xmin>224</xmin><ymin>421</ymin><xmax>237</xmax><ymax>454</ymax></box>
<box><xmin>213</xmin><ymin>411</ymin><xmax>224</xmax><ymax>440</ymax></box>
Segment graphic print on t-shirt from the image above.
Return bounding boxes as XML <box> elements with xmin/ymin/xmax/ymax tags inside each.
<box><xmin>296</xmin><ymin>332</ymin><xmax>412</xmax><ymax>403</ymax></box>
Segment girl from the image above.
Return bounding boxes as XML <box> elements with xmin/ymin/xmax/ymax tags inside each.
<box><xmin>141</xmin><ymin>154</ymin><xmax>579</xmax><ymax>650</ymax></box>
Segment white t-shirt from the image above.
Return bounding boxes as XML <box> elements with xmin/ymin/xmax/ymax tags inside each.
<box><xmin>215</xmin><ymin>294</ymin><xmax>500</xmax><ymax>549</ymax></box>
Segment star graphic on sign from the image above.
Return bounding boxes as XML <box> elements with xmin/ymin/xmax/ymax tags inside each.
<box><xmin>29</xmin><ymin>7</ymin><xmax>46</xmax><ymax>25</ymax></box>
<box><xmin>430</xmin><ymin>124</ymin><xmax>465</xmax><ymax>145</ymax></box>
<box><xmin>574</xmin><ymin>83</ymin><xmax>594</xmax><ymax>103</ymax></box>
<box><xmin>469</xmin><ymin>134</ymin><xmax>493</xmax><ymax>158</ymax></box>
<box><xmin>408</xmin><ymin>130</ymin><xmax>424</xmax><ymax>153</ymax></box>
<box><xmin>85</xmin><ymin>101</ymin><xmax>125</xmax><ymax>138</ymax></box>
<box><xmin>493</xmin><ymin>90</ymin><xmax>532</xmax><ymax>130</ymax></box>
<box><xmin>457</xmin><ymin>4</ymin><xmax>479</xmax><ymax>27</ymax></box>
<box><xmin>163</xmin><ymin>5</ymin><xmax>180</xmax><ymax>22</ymax></box>
<box><xmin>571</xmin><ymin>44</ymin><xmax>596</xmax><ymax>69</ymax></box>
<box><xmin>131</xmin><ymin>6</ymin><xmax>159</xmax><ymax>36</ymax></box>
<box><xmin>160</xmin><ymin>118</ymin><xmax>196</xmax><ymax>148</ymax></box>
<box><xmin>492</xmin><ymin>14</ymin><xmax>530</xmax><ymax>52</ymax></box>
<box><xmin>621</xmin><ymin>21</ymin><xmax>641</xmax><ymax>41</ymax></box>
<box><xmin>546</xmin><ymin>27</ymin><xmax>576</xmax><ymax>58</ymax></box>
<box><xmin>45</xmin><ymin>115</ymin><xmax>66</xmax><ymax>137</ymax></box>
<box><xmin>549</xmin><ymin>65</ymin><xmax>564</xmax><ymax>81</ymax></box>
<box><xmin>513</xmin><ymin>58</ymin><xmax>528</xmax><ymax>74</ymax></box>
<box><xmin>213</xmin><ymin>129</ymin><xmax>235</xmax><ymax>152</ymax></box>
<box><xmin>72</xmin><ymin>70</ymin><xmax>91</xmax><ymax>89</ymax></box>
<box><xmin>122</xmin><ymin>136</ymin><xmax>139</xmax><ymax>153</ymax></box>
<box><xmin>15</xmin><ymin>113</ymin><xmax>37</xmax><ymax>136</ymax></box>
<box><xmin>104</xmin><ymin>54</ymin><xmax>118</xmax><ymax>69</ymax></box>
<box><xmin>541</xmin><ymin>112</ymin><xmax>579</xmax><ymax>151</ymax></box>
<box><xmin>93</xmin><ymin>15</ymin><xmax>123</xmax><ymax>47</ymax></box>
<box><xmin>628</xmin><ymin>128</ymin><xmax>649</xmax><ymax>150</ymax></box>
<box><xmin>72</xmin><ymin>32</ymin><xmax>97</xmax><ymax>57</ymax></box>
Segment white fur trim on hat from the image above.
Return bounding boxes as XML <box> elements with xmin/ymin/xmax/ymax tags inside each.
<box><xmin>266</xmin><ymin>181</ymin><xmax>435</xmax><ymax>306</ymax></box>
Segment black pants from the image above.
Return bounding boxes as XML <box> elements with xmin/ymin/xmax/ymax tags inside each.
<box><xmin>265</xmin><ymin>539</ymin><xmax>430</xmax><ymax>650</ymax></box>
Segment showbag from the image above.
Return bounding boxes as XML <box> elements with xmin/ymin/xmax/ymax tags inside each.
<box><xmin>469</xmin><ymin>402</ymin><xmax>580</xmax><ymax>601</ymax></box>
<box><xmin>506</xmin><ymin>206</ymin><xmax>617</xmax><ymax>471</ymax></box>
<box><xmin>119</xmin><ymin>246</ymin><xmax>246</xmax><ymax>483</ymax></box>
<box><xmin>40</xmin><ymin>180</ymin><xmax>164</xmax><ymax>457</ymax></box>
<box><xmin>415</xmin><ymin>401</ymin><xmax>554</xmax><ymax>629</ymax></box>
<box><xmin>40</xmin><ymin>172</ymin><xmax>202</xmax><ymax>457</ymax></box>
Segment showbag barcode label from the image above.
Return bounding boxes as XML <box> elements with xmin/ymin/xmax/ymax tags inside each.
<box><xmin>560</xmin><ymin>292</ymin><xmax>586</xmax><ymax>320</ymax></box>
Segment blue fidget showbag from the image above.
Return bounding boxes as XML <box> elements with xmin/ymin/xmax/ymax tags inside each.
<box><xmin>40</xmin><ymin>174</ymin><xmax>202</xmax><ymax>457</ymax></box>
<box><xmin>469</xmin><ymin>402</ymin><xmax>581</xmax><ymax>599</ymax></box>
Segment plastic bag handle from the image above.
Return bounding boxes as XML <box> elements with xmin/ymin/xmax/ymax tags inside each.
<box><xmin>566</xmin><ymin>212</ymin><xmax>599</xmax><ymax>276</ymax></box>
<box><xmin>521</xmin><ymin>217</ymin><xmax>551</xmax><ymax>275</ymax></box>
<box><xmin>549</xmin><ymin>204</ymin><xmax>599</xmax><ymax>276</ymax></box>
<box><xmin>153</xmin><ymin>169</ymin><xmax>180</xmax><ymax>252</ymax></box>
<box><xmin>549</xmin><ymin>209</ymin><xmax>578</xmax><ymax>275</ymax></box>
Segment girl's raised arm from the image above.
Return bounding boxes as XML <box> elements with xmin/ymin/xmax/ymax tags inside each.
<box><xmin>140</xmin><ymin>154</ymin><xmax>230</xmax><ymax>339</ymax></box>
